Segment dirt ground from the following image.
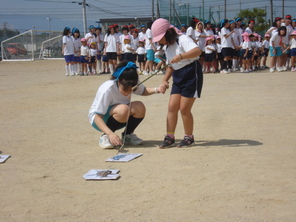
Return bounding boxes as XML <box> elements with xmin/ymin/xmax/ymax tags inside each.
<box><xmin>0</xmin><ymin>59</ymin><xmax>296</xmax><ymax>221</ymax></box>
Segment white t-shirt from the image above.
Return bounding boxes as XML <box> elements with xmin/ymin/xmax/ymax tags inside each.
<box><xmin>89</xmin><ymin>48</ymin><xmax>97</xmax><ymax>56</ymax></box>
<box><xmin>72</xmin><ymin>36</ymin><xmax>81</xmax><ymax>56</ymax></box>
<box><xmin>262</xmin><ymin>40</ymin><xmax>269</xmax><ymax>49</ymax></box>
<box><xmin>186</xmin><ymin>26</ymin><xmax>196</xmax><ymax>40</ymax></box>
<box><xmin>96</xmin><ymin>33</ymin><xmax>104</xmax><ymax>51</ymax></box>
<box><xmin>270</xmin><ymin>33</ymin><xmax>286</xmax><ymax>47</ymax></box>
<box><xmin>62</xmin><ymin>35</ymin><xmax>74</xmax><ymax>55</ymax></box>
<box><xmin>138</xmin><ymin>32</ymin><xmax>147</xmax><ymax>41</ymax></box>
<box><xmin>281</xmin><ymin>23</ymin><xmax>294</xmax><ymax>44</ymax></box>
<box><xmin>290</xmin><ymin>38</ymin><xmax>296</xmax><ymax>49</ymax></box>
<box><xmin>204</xmin><ymin>29</ymin><xmax>214</xmax><ymax>37</ymax></box>
<box><xmin>124</xmin><ymin>44</ymin><xmax>133</xmax><ymax>53</ymax></box>
<box><xmin>245</xmin><ymin>27</ymin><xmax>253</xmax><ymax>35</ymax></box>
<box><xmin>195</xmin><ymin>30</ymin><xmax>206</xmax><ymax>51</ymax></box>
<box><xmin>85</xmin><ymin>32</ymin><xmax>97</xmax><ymax>46</ymax></box>
<box><xmin>241</xmin><ymin>41</ymin><xmax>252</xmax><ymax>50</ymax></box>
<box><xmin>205</xmin><ymin>44</ymin><xmax>215</xmax><ymax>54</ymax></box>
<box><xmin>235</xmin><ymin>27</ymin><xmax>243</xmax><ymax>44</ymax></box>
<box><xmin>216</xmin><ymin>43</ymin><xmax>222</xmax><ymax>53</ymax></box>
<box><xmin>104</xmin><ymin>34</ymin><xmax>119</xmax><ymax>53</ymax></box>
<box><xmin>88</xmin><ymin>80</ymin><xmax>145</xmax><ymax>124</ymax></box>
<box><xmin>267</xmin><ymin>27</ymin><xmax>279</xmax><ymax>46</ymax></box>
<box><xmin>136</xmin><ymin>47</ymin><xmax>146</xmax><ymax>55</ymax></box>
<box><xmin>164</xmin><ymin>34</ymin><xmax>198</xmax><ymax>70</ymax></box>
<box><xmin>221</xmin><ymin>27</ymin><xmax>233</xmax><ymax>48</ymax></box>
<box><xmin>145</xmin><ymin>28</ymin><xmax>154</xmax><ymax>50</ymax></box>
<box><xmin>80</xmin><ymin>45</ymin><xmax>89</xmax><ymax>56</ymax></box>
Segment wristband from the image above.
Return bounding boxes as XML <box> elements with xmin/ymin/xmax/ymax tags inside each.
<box><xmin>154</xmin><ymin>87</ymin><xmax>159</xmax><ymax>94</ymax></box>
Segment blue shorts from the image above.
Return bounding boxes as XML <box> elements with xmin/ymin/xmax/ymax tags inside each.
<box><xmin>80</xmin><ymin>56</ymin><xmax>88</xmax><ymax>63</ymax></box>
<box><xmin>102</xmin><ymin>55</ymin><xmax>109</xmax><ymax>62</ymax></box>
<box><xmin>291</xmin><ymin>48</ymin><xmax>296</xmax><ymax>57</ymax></box>
<box><xmin>269</xmin><ymin>46</ymin><xmax>282</xmax><ymax>57</ymax></box>
<box><xmin>146</xmin><ymin>49</ymin><xmax>155</xmax><ymax>61</ymax></box>
<box><xmin>97</xmin><ymin>52</ymin><xmax>101</xmax><ymax>60</ymax></box>
<box><xmin>171</xmin><ymin>60</ymin><xmax>203</xmax><ymax>98</ymax></box>
<box><xmin>154</xmin><ymin>57</ymin><xmax>163</xmax><ymax>64</ymax></box>
<box><xmin>91</xmin><ymin>106</ymin><xmax>114</xmax><ymax>132</ymax></box>
<box><xmin>64</xmin><ymin>54</ymin><xmax>74</xmax><ymax>63</ymax></box>
<box><xmin>74</xmin><ymin>56</ymin><xmax>80</xmax><ymax>63</ymax></box>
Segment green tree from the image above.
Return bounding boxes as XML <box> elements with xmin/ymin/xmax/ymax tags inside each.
<box><xmin>236</xmin><ymin>8</ymin><xmax>269</xmax><ymax>34</ymax></box>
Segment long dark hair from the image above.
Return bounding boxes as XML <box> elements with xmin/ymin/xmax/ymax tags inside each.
<box><xmin>111</xmin><ymin>61</ymin><xmax>138</xmax><ymax>91</ymax></box>
<box><xmin>278</xmin><ymin>26</ymin><xmax>287</xmax><ymax>36</ymax></box>
<box><xmin>163</xmin><ymin>28</ymin><xmax>178</xmax><ymax>46</ymax></box>
<box><xmin>63</xmin><ymin>27</ymin><xmax>71</xmax><ymax>36</ymax></box>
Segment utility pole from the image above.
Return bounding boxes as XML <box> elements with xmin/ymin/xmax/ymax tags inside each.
<box><xmin>72</xmin><ymin>1</ymin><xmax>87</xmax><ymax>35</ymax></box>
<box><xmin>202</xmin><ymin>0</ymin><xmax>204</xmax><ymax>21</ymax></box>
<box><xmin>282</xmin><ymin>0</ymin><xmax>284</xmax><ymax>18</ymax></box>
<box><xmin>187</xmin><ymin>3</ymin><xmax>189</xmax><ymax>25</ymax></box>
<box><xmin>82</xmin><ymin>0</ymin><xmax>87</xmax><ymax>35</ymax></box>
<box><xmin>152</xmin><ymin>0</ymin><xmax>155</xmax><ymax>20</ymax></box>
<box><xmin>224</xmin><ymin>0</ymin><xmax>226</xmax><ymax>19</ymax></box>
<box><xmin>270</xmin><ymin>0</ymin><xmax>273</xmax><ymax>23</ymax></box>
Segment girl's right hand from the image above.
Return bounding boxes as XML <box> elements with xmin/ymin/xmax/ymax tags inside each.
<box><xmin>108</xmin><ymin>132</ymin><xmax>122</xmax><ymax>146</ymax></box>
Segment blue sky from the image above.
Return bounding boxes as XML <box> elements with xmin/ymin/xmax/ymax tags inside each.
<box><xmin>1</xmin><ymin>0</ymin><xmax>295</xmax><ymax>32</ymax></box>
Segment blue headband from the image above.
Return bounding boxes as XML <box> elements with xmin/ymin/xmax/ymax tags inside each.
<box><xmin>112</xmin><ymin>62</ymin><xmax>138</xmax><ymax>80</ymax></box>
<box><xmin>293</xmin><ymin>19</ymin><xmax>296</xmax><ymax>22</ymax></box>
<box><xmin>229</xmin><ymin>20</ymin><xmax>235</xmax><ymax>24</ymax></box>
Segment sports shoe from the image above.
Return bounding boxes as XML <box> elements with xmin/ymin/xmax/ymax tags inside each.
<box><xmin>270</xmin><ymin>67</ymin><xmax>275</xmax><ymax>73</ymax></box>
<box><xmin>177</xmin><ymin>136</ymin><xmax>195</xmax><ymax>148</ymax></box>
<box><xmin>123</xmin><ymin>133</ymin><xmax>143</xmax><ymax>145</ymax></box>
<box><xmin>143</xmin><ymin>71</ymin><xmax>149</xmax><ymax>75</ymax></box>
<box><xmin>227</xmin><ymin>69</ymin><xmax>231</xmax><ymax>73</ymax></box>
<box><xmin>220</xmin><ymin>69</ymin><xmax>228</xmax><ymax>74</ymax></box>
<box><xmin>159</xmin><ymin>136</ymin><xmax>175</xmax><ymax>149</ymax></box>
<box><xmin>99</xmin><ymin>134</ymin><xmax>114</xmax><ymax>149</ymax></box>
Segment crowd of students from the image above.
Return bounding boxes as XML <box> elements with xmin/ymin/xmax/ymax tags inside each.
<box><xmin>62</xmin><ymin>14</ymin><xmax>296</xmax><ymax>76</ymax></box>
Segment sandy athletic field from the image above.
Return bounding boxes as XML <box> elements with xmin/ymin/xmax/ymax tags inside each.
<box><xmin>0</xmin><ymin>59</ymin><xmax>296</xmax><ymax>221</ymax></box>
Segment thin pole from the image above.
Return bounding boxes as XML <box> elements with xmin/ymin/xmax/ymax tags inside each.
<box><xmin>270</xmin><ymin>0</ymin><xmax>273</xmax><ymax>24</ymax></box>
<box><xmin>282</xmin><ymin>0</ymin><xmax>284</xmax><ymax>18</ymax></box>
<box><xmin>224</xmin><ymin>0</ymin><xmax>226</xmax><ymax>19</ymax></box>
<box><xmin>82</xmin><ymin>0</ymin><xmax>87</xmax><ymax>35</ymax></box>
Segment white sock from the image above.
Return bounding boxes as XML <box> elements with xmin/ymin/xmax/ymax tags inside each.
<box><xmin>97</xmin><ymin>60</ymin><xmax>102</xmax><ymax>73</ymax></box>
<box><xmin>69</xmin><ymin>64</ymin><xmax>74</xmax><ymax>75</ymax></box>
<box><xmin>109</xmin><ymin>64</ymin><xmax>114</xmax><ymax>74</ymax></box>
<box><xmin>65</xmin><ymin>65</ymin><xmax>69</xmax><ymax>75</ymax></box>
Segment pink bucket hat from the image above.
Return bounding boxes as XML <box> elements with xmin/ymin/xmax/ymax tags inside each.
<box><xmin>291</xmin><ymin>30</ymin><xmax>296</xmax><ymax>35</ymax></box>
<box><xmin>151</xmin><ymin>18</ymin><xmax>182</xmax><ymax>42</ymax></box>
<box><xmin>80</xmin><ymin>38</ymin><xmax>86</xmax><ymax>42</ymax></box>
<box><xmin>124</xmin><ymin>35</ymin><xmax>131</xmax><ymax>39</ymax></box>
<box><xmin>264</xmin><ymin>34</ymin><xmax>270</xmax><ymax>37</ymax></box>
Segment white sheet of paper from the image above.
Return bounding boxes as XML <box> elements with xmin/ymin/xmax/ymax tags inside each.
<box><xmin>0</xmin><ymin>155</ymin><xmax>11</xmax><ymax>163</ymax></box>
<box><xmin>105</xmin><ymin>153</ymin><xmax>142</xmax><ymax>162</ymax></box>
<box><xmin>83</xmin><ymin>169</ymin><xmax>120</xmax><ymax>180</ymax></box>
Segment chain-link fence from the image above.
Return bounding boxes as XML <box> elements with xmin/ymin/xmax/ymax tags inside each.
<box><xmin>1</xmin><ymin>30</ymin><xmax>62</xmax><ymax>61</ymax></box>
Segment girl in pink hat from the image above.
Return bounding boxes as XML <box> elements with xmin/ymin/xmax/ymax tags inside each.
<box><xmin>204</xmin><ymin>36</ymin><xmax>216</xmax><ymax>73</ymax></box>
<box><xmin>151</xmin><ymin>18</ymin><xmax>203</xmax><ymax>148</ymax></box>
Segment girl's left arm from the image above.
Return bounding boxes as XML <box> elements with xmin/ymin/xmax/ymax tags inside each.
<box><xmin>170</xmin><ymin>47</ymin><xmax>201</xmax><ymax>63</ymax></box>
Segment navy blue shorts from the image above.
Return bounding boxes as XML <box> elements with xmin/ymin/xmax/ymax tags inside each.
<box><xmin>106</xmin><ymin>52</ymin><xmax>117</xmax><ymax>60</ymax></box>
<box><xmin>171</xmin><ymin>60</ymin><xmax>203</xmax><ymax>98</ymax></box>
<box><xmin>74</xmin><ymin>56</ymin><xmax>80</xmax><ymax>63</ymax></box>
<box><xmin>80</xmin><ymin>56</ymin><xmax>88</xmax><ymax>63</ymax></box>
<box><xmin>222</xmin><ymin>47</ymin><xmax>233</xmax><ymax>57</ymax></box>
<box><xmin>64</xmin><ymin>54</ymin><xmax>74</xmax><ymax>63</ymax></box>
<box><xmin>262</xmin><ymin>48</ymin><xmax>269</xmax><ymax>57</ymax></box>
<box><xmin>205</xmin><ymin>53</ymin><xmax>214</xmax><ymax>62</ymax></box>
<box><xmin>124</xmin><ymin>53</ymin><xmax>133</xmax><ymax>62</ymax></box>
<box><xmin>291</xmin><ymin>48</ymin><xmax>296</xmax><ymax>57</ymax></box>
<box><xmin>137</xmin><ymin>54</ymin><xmax>145</xmax><ymax>63</ymax></box>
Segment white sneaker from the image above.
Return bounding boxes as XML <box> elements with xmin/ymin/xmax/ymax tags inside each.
<box><xmin>227</xmin><ymin>69</ymin><xmax>231</xmax><ymax>73</ymax></box>
<box><xmin>270</xmin><ymin>67</ymin><xmax>275</xmax><ymax>73</ymax></box>
<box><xmin>143</xmin><ymin>71</ymin><xmax>149</xmax><ymax>75</ymax></box>
<box><xmin>123</xmin><ymin>133</ymin><xmax>143</xmax><ymax>145</ymax></box>
<box><xmin>65</xmin><ymin>73</ymin><xmax>69</xmax><ymax>76</ymax></box>
<box><xmin>220</xmin><ymin>69</ymin><xmax>228</xmax><ymax>74</ymax></box>
<box><xmin>277</xmin><ymin>66</ymin><xmax>283</xmax><ymax>72</ymax></box>
<box><xmin>99</xmin><ymin>134</ymin><xmax>114</xmax><ymax>149</ymax></box>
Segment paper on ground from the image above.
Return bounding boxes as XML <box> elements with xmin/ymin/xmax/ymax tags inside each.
<box><xmin>106</xmin><ymin>153</ymin><xmax>142</xmax><ymax>162</ymax></box>
<box><xmin>83</xmin><ymin>169</ymin><xmax>120</xmax><ymax>180</ymax></box>
<box><xmin>0</xmin><ymin>155</ymin><xmax>11</xmax><ymax>163</ymax></box>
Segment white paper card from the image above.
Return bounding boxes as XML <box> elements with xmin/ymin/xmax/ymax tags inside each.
<box><xmin>105</xmin><ymin>153</ymin><xmax>142</xmax><ymax>162</ymax></box>
<box><xmin>83</xmin><ymin>169</ymin><xmax>120</xmax><ymax>180</ymax></box>
<box><xmin>0</xmin><ymin>155</ymin><xmax>11</xmax><ymax>163</ymax></box>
